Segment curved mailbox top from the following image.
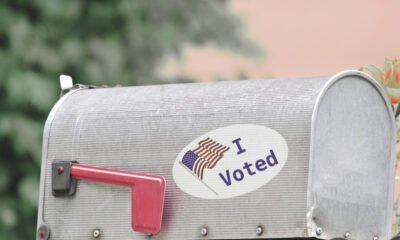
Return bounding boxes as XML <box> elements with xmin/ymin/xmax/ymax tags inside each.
<box><xmin>37</xmin><ymin>70</ymin><xmax>395</xmax><ymax>240</ymax></box>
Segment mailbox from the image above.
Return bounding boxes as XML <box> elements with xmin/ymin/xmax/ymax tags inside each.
<box><xmin>37</xmin><ymin>70</ymin><xmax>396</xmax><ymax>240</ymax></box>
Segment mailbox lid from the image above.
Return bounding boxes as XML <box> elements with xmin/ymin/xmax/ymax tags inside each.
<box><xmin>309</xmin><ymin>72</ymin><xmax>396</xmax><ymax>240</ymax></box>
<box><xmin>37</xmin><ymin>70</ymin><xmax>395</xmax><ymax>240</ymax></box>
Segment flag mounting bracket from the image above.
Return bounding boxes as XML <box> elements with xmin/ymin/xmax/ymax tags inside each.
<box><xmin>52</xmin><ymin>161</ymin><xmax>78</xmax><ymax>196</ymax></box>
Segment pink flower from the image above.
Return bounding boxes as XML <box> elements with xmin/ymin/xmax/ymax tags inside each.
<box><xmin>361</xmin><ymin>58</ymin><xmax>400</xmax><ymax>105</ymax></box>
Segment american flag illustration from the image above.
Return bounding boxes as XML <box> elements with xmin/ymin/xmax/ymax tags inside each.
<box><xmin>181</xmin><ymin>137</ymin><xmax>230</xmax><ymax>180</ymax></box>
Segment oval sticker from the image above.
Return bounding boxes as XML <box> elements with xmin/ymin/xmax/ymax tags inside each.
<box><xmin>173</xmin><ymin>124</ymin><xmax>288</xmax><ymax>199</ymax></box>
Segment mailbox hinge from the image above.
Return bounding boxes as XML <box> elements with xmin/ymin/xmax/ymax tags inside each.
<box><xmin>59</xmin><ymin>75</ymin><xmax>97</xmax><ymax>97</ymax></box>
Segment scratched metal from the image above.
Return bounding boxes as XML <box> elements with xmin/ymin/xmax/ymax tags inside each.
<box><xmin>37</xmin><ymin>71</ymin><xmax>395</xmax><ymax>240</ymax></box>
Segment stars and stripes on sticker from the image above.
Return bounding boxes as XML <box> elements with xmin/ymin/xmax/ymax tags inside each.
<box><xmin>181</xmin><ymin>137</ymin><xmax>230</xmax><ymax>179</ymax></box>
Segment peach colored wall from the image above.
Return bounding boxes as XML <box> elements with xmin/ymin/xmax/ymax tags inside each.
<box><xmin>162</xmin><ymin>0</ymin><xmax>400</xmax><ymax>81</ymax></box>
<box><xmin>161</xmin><ymin>1</ymin><xmax>400</xmax><ymax>231</ymax></box>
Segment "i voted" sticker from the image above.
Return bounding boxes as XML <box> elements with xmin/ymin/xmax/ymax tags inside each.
<box><xmin>172</xmin><ymin>124</ymin><xmax>288</xmax><ymax>199</ymax></box>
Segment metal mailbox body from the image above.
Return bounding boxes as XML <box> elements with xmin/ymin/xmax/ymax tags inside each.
<box><xmin>37</xmin><ymin>70</ymin><xmax>396</xmax><ymax>240</ymax></box>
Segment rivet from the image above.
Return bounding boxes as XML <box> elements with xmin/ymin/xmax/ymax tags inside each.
<box><xmin>93</xmin><ymin>229</ymin><xmax>101</xmax><ymax>238</ymax></box>
<box><xmin>373</xmin><ymin>236</ymin><xmax>378</xmax><ymax>240</ymax></box>
<box><xmin>57</xmin><ymin>166</ymin><xmax>64</xmax><ymax>174</ymax></box>
<box><xmin>344</xmin><ymin>232</ymin><xmax>350</xmax><ymax>238</ymax></box>
<box><xmin>255</xmin><ymin>226</ymin><xmax>263</xmax><ymax>235</ymax></box>
<box><xmin>200</xmin><ymin>227</ymin><xmax>208</xmax><ymax>237</ymax></box>
<box><xmin>37</xmin><ymin>225</ymin><xmax>50</xmax><ymax>240</ymax></box>
<box><xmin>316</xmin><ymin>227</ymin><xmax>322</xmax><ymax>235</ymax></box>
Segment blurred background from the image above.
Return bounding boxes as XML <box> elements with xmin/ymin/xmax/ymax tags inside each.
<box><xmin>0</xmin><ymin>0</ymin><xmax>399</xmax><ymax>239</ymax></box>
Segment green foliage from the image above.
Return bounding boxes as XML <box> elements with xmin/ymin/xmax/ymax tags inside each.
<box><xmin>0</xmin><ymin>0</ymin><xmax>257</xmax><ymax>238</ymax></box>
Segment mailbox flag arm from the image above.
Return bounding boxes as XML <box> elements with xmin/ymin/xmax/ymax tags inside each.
<box><xmin>52</xmin><ymin>161</ymin><xmax>166</xmax><ymax>235</ymax></box>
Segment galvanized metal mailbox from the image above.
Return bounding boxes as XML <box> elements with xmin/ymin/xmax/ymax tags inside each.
<box><xmin>37</xmin><ymin>70</ymin><xmax>396</xmax><ymax>240</ymax></box>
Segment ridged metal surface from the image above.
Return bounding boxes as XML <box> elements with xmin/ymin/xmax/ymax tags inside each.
<box><xmin>37</xmin><ymin>71</ymin><xmax>395</xmax><ymax>240</ymax></box>
<box><xmin>309</xmin><ymin>74</ymin><xmax>396</xmax><ymax>240</ymax></box>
